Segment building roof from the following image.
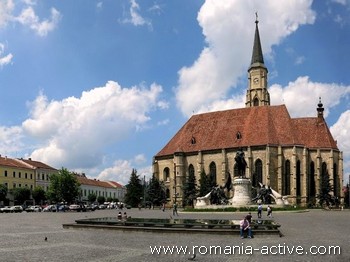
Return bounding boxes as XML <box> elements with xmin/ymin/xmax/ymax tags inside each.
<box><xmin>76</xmin><ymin>176</ymin><xmax>122</xmax><ymax>189</ymax></box>
<box><xmin>250</xmin><ymin>19</ymin><xmax>266</xmax><ymax>70</ymax></box>
<box><xmin>107</xmin><ymin>181</ymin><xmax>125</xmax><ymax>188</ymax></box>
<box><xmin>155</xmin><ymin>105</ymin><xmax>338</xmax><ymax>157</ymax></box>
<box><xmin>0</xmin><ymin>156</ymin><xmax>35</xmax><ymax>169</ymax></box>
<box><xmin>17</xmin><ymin>158</ymin><xmax>57</xmax><ymax>170</ymax></box>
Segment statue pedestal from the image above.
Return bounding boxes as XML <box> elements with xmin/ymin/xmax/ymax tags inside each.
<box><xmin>229</xmin><ymin>178</ymin><xmax>252</xmax><ymax>207</ymax></box>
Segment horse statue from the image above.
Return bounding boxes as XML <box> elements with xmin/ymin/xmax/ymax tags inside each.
<box><xmin>235</xmin><ymin>148</ymin><xmax>247</xmax><ymax>177</ymax></box>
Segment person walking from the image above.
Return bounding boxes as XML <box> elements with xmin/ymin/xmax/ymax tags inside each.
<box><xmin>172</xmin><ymin>202</ymin><xmax>178</xmax><ymax>216</ymax></box>
<box><xmin>257</xmin><ymin>203</ymin><xmax>263</xmax><ymax>218</ymax></box>
<box><xmin>267</xmin><ymin>205</ymin><xmax>272</xmax><ymax>218</ymax></box>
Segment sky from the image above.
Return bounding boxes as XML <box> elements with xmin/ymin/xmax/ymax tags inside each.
<box><xmin>0</xmin><ymin>0</ymin><xmax>350</xmax><ymax>186</ymax></box>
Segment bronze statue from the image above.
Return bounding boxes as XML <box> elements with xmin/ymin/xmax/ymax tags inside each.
<box><xmin>235</xmin><ymin>148</ymin><xmax>247</xmax><ymax>177</ymax></box>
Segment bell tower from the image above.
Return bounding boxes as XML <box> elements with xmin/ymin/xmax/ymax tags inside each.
<box><xmin>246</xmin><ymin>14</ymin><xmax>270</xmax><ymax>107</ymax></box>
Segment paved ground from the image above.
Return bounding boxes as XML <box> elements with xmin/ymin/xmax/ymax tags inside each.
<box><xmin>0</xmin><ymin>208</ymin><xmax>348</xmax><ymax>261</ymax></box>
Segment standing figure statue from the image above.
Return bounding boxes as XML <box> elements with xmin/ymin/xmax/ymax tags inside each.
<box><xmin>235</xmin><ymin>148</ymin><xmax>247</xmax><ymax>177</ymax></box>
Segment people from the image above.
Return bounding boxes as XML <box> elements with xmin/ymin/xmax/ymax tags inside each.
<box><xmin>117</xmin><ymin>211</ymin><xmax>122</xmax><ymax>220</ymax></box>
<box><xmin>162</xmin><ymin>202</ymin><xmax>165</xmax><ymax>212</ymax></box>
<box><xmin>257</xmin><ymin>203</ymin><xmax>263</xmax><ymax>218</ymax></box>
<box><xmin>245</xmin><ymin>212</ymin><xmax>252</xmax><ymax>223</ymax></box>
<box><xmin>172</xmin><ymin>202</ymin><xmax>178</xmax><ymax>216</ymax></box>
<box><xmin>239</xmin><ymin>217</ymin><xmax>252</xmax><ymax>239</ymax></box>
<box><xmin>267</xmin><ymin>205</ymin><xmax>272</xmax><ymax>218</ymax></box>
<box><xmin>123</xmin><ymin>212</ymin><xmax>127</xmax><ymax>220</ymax></box>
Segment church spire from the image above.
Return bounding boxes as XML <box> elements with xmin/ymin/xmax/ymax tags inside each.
<box><xmin>246</xmin><ymin>13</ymin><xmax>270</xmax><ymax>107</ymax></box>
<box><xmin>250</xmin><ymin>12</ymin><xmax>265</xmax><ymax>68</ymax></box>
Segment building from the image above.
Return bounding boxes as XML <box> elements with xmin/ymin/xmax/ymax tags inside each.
<box><xmin>76</xmin><ymin>174</ymin><xmax>126</xmax><ymax>202</ymax></box>
<box><xmin>152</xmin><ymin>18</ymin><xmax>343</xmax><ymax>207</ymax></box>
<box><xmin>16</xmin><ymin>158</ymin><xmax>58</xmax><ymax>191</ymax></box>
<box><xmin>0</xmin><ymin>156</ymin><xmax>35</xmax><ymax>205</ymax></box>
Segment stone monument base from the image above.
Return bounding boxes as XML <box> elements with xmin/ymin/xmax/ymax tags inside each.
<box><xmin>229</xmin><ymin>178</ymin><xmax>252</xmax><ymax>207</ymax></box>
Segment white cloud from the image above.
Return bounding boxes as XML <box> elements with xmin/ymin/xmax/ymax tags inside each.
<box><xmin>0</xmin><ymin>0</ymin><xmax>14</xmax><ymax>28</ymax></box>
<box><xmin>15</xmin><ymin>6</ymin><xmax>61</xmax><ymax>36</ymax></box>
<box><xmin>0</xmin><ymin>43</ymin><xmax>13</xmax><ymax>67</ymax></box>
<box><xmin>269</xmin><ymin>76</ymin><xmax>350</xmax><ymax>118</ymax></box>
<box><xmin>23</xmin><ymin>81</ymin><xmax>165</xmax><ymax>169</ymax></box>
<box><xmin>121</xmin><ymin>0</ymin><xmax>152</xmax><ymax>29</ymax></box>
<box><xmin>0</xmin><ymin>126</ymin><xmax>24</xmax><ymax>156</ymax></box>
<box><xmin>97</xmin><ymin>158</ymin><xmax>152</xmax><ymax>185</ymax></box>
<box><xmin>175</xmin><ymin>0</ymin><xmax>316</xmax><ymax>117</ymax></box>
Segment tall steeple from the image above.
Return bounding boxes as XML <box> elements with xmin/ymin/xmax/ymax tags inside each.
<box><xmin>246</xmin><ymin>13</ymin><xmax>270</xmax><ymax>107</ymax></box>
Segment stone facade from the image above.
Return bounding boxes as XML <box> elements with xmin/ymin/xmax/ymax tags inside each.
<box><xmin>153</xmin><ymin>19</ymin><xmax>343</xmax><ymax>207</ymax></box>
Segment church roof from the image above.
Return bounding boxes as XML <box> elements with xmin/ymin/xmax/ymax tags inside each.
<box><xmin>155</xmin><ymin>105</ymin><xmax>338</xmax><ymax>157</ymax></box>
<box><xmin>249</xmin><ymin>19</ymin><xmax>266</xmax><ymax>70</ymax></box>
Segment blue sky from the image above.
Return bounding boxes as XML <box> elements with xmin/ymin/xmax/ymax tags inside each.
<box><xmin>0</xmin><ymin>0</ymin><xmax>349</xmax><ymax>185</ymax></box>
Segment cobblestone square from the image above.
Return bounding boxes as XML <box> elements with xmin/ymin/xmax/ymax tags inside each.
<box><xmin>0</xmin><ymin>208</ymin><xmax>348</xmax><ymax>261</ymax></box>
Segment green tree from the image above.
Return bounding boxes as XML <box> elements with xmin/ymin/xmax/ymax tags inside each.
<box><xmin>97</xmin><ymin>196</ymin><xmax>105</xmax><ymax>204</ymax></box>
<box><xmin>12</xmin><ymin>187</ymin><xmax>31</xmax><ymax>205</ymax></box>
<box><xmin>317</xmin><ymin>170</ymin><xmax>334</xmax><ymax>207</ymax></box>
<box><xmin>88</xmin><ymin>193</ymin><xmax>97</xmax><ymax>203</ymax></box>
<box><xmin>198</xmin><ymin>169</ymin><xmax>211</xmax><ymax>197</ymax></box>
<box><xmin>147</xmin><ymin>174</ymin><xmax>165</xmax><ymax>206</ymax></box>
<box><xmin>47</xmin><ymin>168</ymin><xmax>80</xmax><ymax>204</ymax></box>
<box><xmin>182</xmin><ymin>171</ymin><xmax>198</xmax><ymax>207</ymax></box>
<box><xmin>0</xmin><ymin>184</ymin><xmax>8</xmax><ymax>203</ymax></box>
<box><xmin>32</xmin><ymin>186</ymin><xmax>46</xmax><ymax>205</ymax></box>
<box><xmin>124</xmin><ymin>169</ymin><xmax>143</xmax><ymax>207</ymax></box>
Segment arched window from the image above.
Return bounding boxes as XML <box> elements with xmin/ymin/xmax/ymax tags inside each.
<box><xmin>163</xmin><ymin>167</ymin><xmax>170</xmax><ymax>182</ymax></box>
<box><xmin>209</xmin><ymin>162</ymin><xmax>217</xmax><ymax>187</ymax></box>
<box><xmin>333</xmin><ymin>163</ymin><xmax>338</xmax><ymax>197</ymax></box>
<box><xmin>296</xmin><ymin>160</ymin><xmax>301</xmax><ymax>199</ymax></box>
<box><xmin>253</xmin><ymin>97</ymin><xmax>259</xmax><ymax>106</ymax></box>
<box><xmin>283</xmin><ymin>160</ymin><xmax>291</xmax><ymax>195</ymax></box>
<box><xmin>309</xmin><ymin>161</ymin><xmax>316</xmax><ymax>198</ymax></box>
<box><xmin>252</xmin><ymin>159</ymin><xmax>263</xmax><ymax>187</ymax></box>
<box><xmin>188</xmin><ymin>164</ymin><xmax>195</xmax><ymax>179</ymax></box>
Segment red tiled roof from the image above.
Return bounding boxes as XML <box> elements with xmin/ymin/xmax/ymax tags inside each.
<box><xmin>156</xmin><ymin>105</ymin><xmax>338</xmax><ymax>157</ymax></box>
<box><xmin>17</xmin><ymin>158</ymin><xmax>57</xmax><ymax>170</ymax></box>
<box><xmin>107</xmin><ymin>181</ymin><xmax>124</xmax><ymax>188</ymax></box>
<box><xmin>0</xmin><ymin>156</ymin><xmax>35</xmax><ymax>169</ymax></box>
<box><xmin>76</xmin><ymin>176</ymin><xmax>115</xmax><ymax>188</ymax></box>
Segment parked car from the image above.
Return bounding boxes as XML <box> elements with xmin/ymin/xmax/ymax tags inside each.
<box><xmin>42</xmin><ymin>205</ymin><xmax>57</xmax><ymax>212</ymax></box>
<box><xmin>25</xmin><ymin>205</ymin><xmax>42</xmax><ymax>212</ymax></box>
<box><xmin>10</xmin><ymin>206</ymin><xmax>23</xmax><ymax>213</ymax></box>
<box><xmin>0</xmin><ymin>206</ymin><xmax>12</xmax><ymax>213</ymax></box>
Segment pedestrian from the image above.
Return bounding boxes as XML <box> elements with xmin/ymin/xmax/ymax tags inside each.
<box><xmin>123</xmin><ymin>212</ymin><xmax>127</xmax><ymax>220</ymax></box>
<box><xmin>246</xmin><ymin>212</ymin><xmax>252</xmax><ymax>223</ymax></box>
<box><xmin>257</xmin><ymin>203</ymin><xmax>263</xmax><ymax>218</ymax></box>
<box><xmin>162</xmin><ymin>202</ymin><xmax>165</xmax><ymax>212</ymax></box>
<box><xmin>172</xmin><ymin>202</ymin><xmax>178</xmax><ymax>216</ymax></box>
<box><xmin>267</xmin><ymin>205</ymin><xmax>272</xmax><ymax>218</ymax></box>
<box><xmin>117</xmin><ymin>211</ymin><xmax>122</xmax><ymax>220</ymax></box>
<box><xmin>239</xmin><ymin>216</ymin><xmax>252</xmax><ymax>239</ymax></box>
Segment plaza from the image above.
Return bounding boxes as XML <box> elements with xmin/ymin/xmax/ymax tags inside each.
<box><xmin>0</xmin><ymin>208</ymin><xmax>348</xmax><ymax>261</ymax></box>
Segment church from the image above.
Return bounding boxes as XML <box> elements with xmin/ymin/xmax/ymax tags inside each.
<box><xmin>152</xmin><ymin>19</ymin><xmax>343</xmax><ymax>207</ymax></box>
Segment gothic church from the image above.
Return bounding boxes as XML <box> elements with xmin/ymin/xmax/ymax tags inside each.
<box><xmin>152</xmin><ymin>19</ymin><xmax>343</xmax><ymax>207</ymax></box>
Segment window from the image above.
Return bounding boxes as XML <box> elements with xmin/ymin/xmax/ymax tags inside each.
<box><xmin>283</xmin><ymin>160</ymin><xmax>291</xmax><ymax>195</ymax></box>
<box><xmin>209</xmin><ymin>162</ymin><xmax>217</xmax><ymax>187</ymax></box>
<box><xmin>4</xmin><ymin>183</ymin><xmax>8</xmax><ymax>188</ymax></box>
<box><xmin>13</xmin><ymin>171</ymin><xmax>16</xmax><ymax>178</ymax></box>
<box><xmin>4</xmin><ymin>170</ymin><xmax>7</xmax><ymax>177</ymax></box>
<box><xmin>253</xmin><ymin>159</ymin><xmax>263</xmax><ymax>187</ymax></box>
<box><xmin>19</xmin><ymin>172</ymin><xmax>21</xmax><ymax>178</ymax></box>
<box><xmin>163</xmin><ymin>167</ymin><xmax>170</xmax><ymax>182</ymax></box>
<box><xmin>25</xmin><ymin>173</ymin><xmax>28</xmax><ymax>179</ymax></box>
<box><xmin>13</xmin><ymin>183</ymin><xmax>16</xmax><ymax>188</ymax></box>
<box><xmin>42</xmin><ymin>174</ymin><xmax>45</xmax><ymax>180</ymax></box>
<box><xmin>30</xmin><ymin>174</ymin><xmax>33</xmax><ymax>180</ymax></box>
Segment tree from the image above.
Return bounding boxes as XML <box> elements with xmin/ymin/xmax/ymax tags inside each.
<box><xmin>124</xmin><ymin>169</ymin><xmax>143</xmax><ymax>207</ymax></box>
<box><xmin>317</xmin><ymin>170</ymin><xmax>334</xmax><ymax>207</ymax></box>
<box><xmin>198</xmin><ymin>169</ymin><xmax>211</xmax><ymax>197</ymax></box>
<box><xmin>182</xmin><ymin>171</ymin><xmax>198</xmax><ymax>207</ymax></box>
<box><xmin>0</xmin><ymin>184</ymin><xmax>8</xmax><ymax>203</ymax></box>
<box><xmin>47</xmin><ymin>168</ymin><xmax>80</xmax><ymax>204</ymax></box>
<box><xmin>88</xmin><ymin>193</ymin><xmax>97</xmax><ymax>203</ymax></box>
<box><xmin>147</xmin><ymin>174</ymin><xmax>165</xmax><ymax>206</ymax></box>
<box><xmin>97</xmin><ymin>196</ymin><xmax>105</xmax><ymax>204</ymax></box>
<box><xmin>32</xmin><ymin>186</ymin><xmax>46</xmax><ymax>205</ymax></box>
<box><xmin>12</xmin><ymin>187</ymin><xmax>31</xmax><ymax>205</ymax></box>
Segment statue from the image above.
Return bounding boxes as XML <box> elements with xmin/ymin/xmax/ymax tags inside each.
<box><xmin>252</xmin><ymin>182</ymin><xmax>290</xmax><ymax>206</ymax></box>
<box><xmin>235</xmin><ymin>148</ymin><xmax>247</xmax><ymax>177</ymax></box>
